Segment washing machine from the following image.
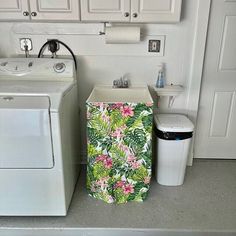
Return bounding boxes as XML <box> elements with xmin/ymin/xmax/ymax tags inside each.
<box><xmin>0</xmin><ymin>58</ymin><xmax>80</xmax><ymax>216</ymax></box>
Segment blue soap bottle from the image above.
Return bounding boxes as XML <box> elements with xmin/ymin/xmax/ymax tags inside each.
<box><xmin>156</xmin><ymin>63</ymin><xmax>165</xmax><ymax>88</ymax></box>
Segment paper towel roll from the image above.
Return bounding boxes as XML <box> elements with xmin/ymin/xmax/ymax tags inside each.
<box><xmin>105</xmin><ymin>27</ymin><xmax>141</xmax><ymax>44</ymax></box>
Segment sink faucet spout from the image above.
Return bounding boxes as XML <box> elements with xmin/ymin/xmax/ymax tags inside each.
<box><xmin>113</xmin><ymin>76</ymin><xmax>129</xmax><ymax>88</ymax></box>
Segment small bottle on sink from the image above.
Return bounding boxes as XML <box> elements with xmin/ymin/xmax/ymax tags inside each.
<box><xmin>156</xmin><ymin>63</ymin><xmax>165</xmax><ymax>88</ymax></box>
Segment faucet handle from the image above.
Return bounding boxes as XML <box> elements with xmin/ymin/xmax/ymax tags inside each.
<box><xmin>116</xmin><ymin>77</ymin><xmax>122</xmax><ymax>87</ymax></box>
<box><xmin>113</xmin><ymin>79</ymin><xmax>118</xmax><ymax>87</ymax></box>
<box><xmin>113</xmin><ymin>77</ymin><xmax>129</xmax><ymax>88</ymax></box>
<box><xmin>123</xmin><ymin>78</ymin><xmax>129</xmax><ymax>88</ymax></box>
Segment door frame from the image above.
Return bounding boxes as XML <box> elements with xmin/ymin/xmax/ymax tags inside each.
<box><xmin>186</xmin><ymin>0</ymin><xmax>212</xmax><ymax>165</ymax></box>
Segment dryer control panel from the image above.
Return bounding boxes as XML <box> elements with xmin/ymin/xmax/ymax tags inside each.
<box><xmin>0</xmin><ymin>58</ymin><xmax>75</xmax><ymax>81</ymax></box>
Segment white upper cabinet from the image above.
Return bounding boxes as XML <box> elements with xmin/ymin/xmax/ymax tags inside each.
<box><xmin>80</xmin><ymin>0</ymin><xmax>182</xmax><ymax>23</ymax></box>
<box><xmin>29</xmin><ymin>0</ymin><xmax>80</xmax><ymax>21</ymax></box>
<box><xmin>0</xmin><ymin>0</ymin><xmax>80</xmax><ymax>21</ymax></box>
<box><xmin>80</xmin><ymin>0</ymin><xmax>130</xmax><ymax>22</ymax></box>
<box><xmin>131</xmin><ymin>0</ymin><xmax>182</xmax><ymax>23</ymax></box>
<box><xmin>0</xmin><ymin>0</ymin><xmax>29</xmax><ymax>20</ymax></box>
<box><xmin>0</xmin><ymin>0</ymin><xmax>182</xmax><ymax>22</ymax></box>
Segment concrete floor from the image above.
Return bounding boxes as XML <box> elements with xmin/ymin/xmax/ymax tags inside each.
<box><xmin>0</xmin><ymin>159</ymin><xmax>236</xmax><ymax>236</ymax></box>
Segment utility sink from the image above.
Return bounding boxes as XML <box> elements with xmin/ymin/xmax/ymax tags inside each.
<box><xmin>87</xmin><ymin>86</ymin><xmax>153</xmax><ymax>103</ymax></box>
<box><xmin>86</xmin><ymin>86</ymin><xmax>153</xmax><ymax>204</ymax></box>
<box><xmin>153</xmin><ymin>84</ymin><xmax>184</xmax><ymax>107</ymax></box>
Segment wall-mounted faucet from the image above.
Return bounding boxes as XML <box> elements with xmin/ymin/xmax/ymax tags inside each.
<box><xmin>20</xmin><ymin>38</ymin><xmax>32</xmax><ymax>58</ymax></box>
<box><xmin>113</xmin><ymin>76</ymin><xmax>129</xmax><ymax>88</ymax></box>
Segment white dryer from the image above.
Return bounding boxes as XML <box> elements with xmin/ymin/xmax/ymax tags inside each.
<box><xmin>0</xmin><ymin>58</ymin><xmax>80</xmax><ymax>216</ymax></box>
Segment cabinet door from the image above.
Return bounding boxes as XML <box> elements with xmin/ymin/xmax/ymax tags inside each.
<box><xmin>131</xmin><ymin>0</ymin><xmax>182</xmax><ymax>23</ymax></box>
<box><xmin>29</xmin><ymin>0</ymin><xmax>80</xmax><ymax>21</ymax></box>
<box><xmin>0</xmin><ymin>0</ymin><xmax>29</xmax><ymax>20</ymax></box>
<box><xmin>81</xmin><ymin>0</ymin><xmax>130</xmax><ymax>22</ymax></box>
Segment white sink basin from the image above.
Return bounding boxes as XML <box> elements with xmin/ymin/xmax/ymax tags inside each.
<box><xmin>153</xmin><ymin>85</ymin><xmax>184</xmax><ymax>97</ymax></box>
<box><xmin>153</xmin><ymin>84</ymin><xmax>184</xmax><ymax>107</ymax></box>
<box><xmin>87</xmin><ymin>86</ymin><xmax>153</xmax><ymax>103</ymax></box>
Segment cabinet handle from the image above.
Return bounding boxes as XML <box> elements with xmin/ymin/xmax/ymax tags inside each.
<box><xmin>31</xmin><ymin>12</ymin><xmax>37</xmax><ymax>17</ymax></box>
<box><xmin>124</xmin><ymin>12</ymin><xmax>130</xmax><ymax>17</ymax></box>
<box><xmin>23</xmin><ymin>11</ymin><xmax>29</xmax><ymax>16</ymax></box>
<box><xmin>3</xmin><ymin>96</ymin><xmax>14</xmax><ymax>101</ymax></box>
<box><xmin>132</xmin><ymin>13</ymin><xmax>138</xmax><ymax>18</ymax></box>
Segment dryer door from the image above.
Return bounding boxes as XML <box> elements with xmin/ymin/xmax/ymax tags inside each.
<box><xmin>0</xmin><ymin>96</ymin><xmax>54</xmax><ymax>169</ymax></box>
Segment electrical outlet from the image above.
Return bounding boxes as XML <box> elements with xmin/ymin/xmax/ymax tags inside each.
<box><xmin>148</xmin><ymin>40</ymin><xmax>161</xmax><ymax>53</ymax></box>
<box><xmin>47</xmin><ymin>39</ymin><xmax>60</xmax><ymax>52</ymax></box>
<box><xmin>20</xmin><ymin>38</ymin><xmax>33</xmax><ymax>51</ymax></box>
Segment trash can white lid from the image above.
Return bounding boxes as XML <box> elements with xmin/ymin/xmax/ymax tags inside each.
<box><xmin>154</xmin><ymin>114</ymin><xmax>194</xmax><ymax>132</ymax></box>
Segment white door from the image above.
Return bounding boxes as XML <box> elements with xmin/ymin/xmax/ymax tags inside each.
<box><xmin>195</xmin><ymin>0</ymin><xmax>236</xmax><ymax>159</ymax></box>
<box><xmin>0</xmin><ymin>0</ymin><xmax>29</xmax><ymax>20</ymax></box>
<box><xmin>29</xmin><ymin>0</ymin><xmax>80</xmax><ymax>20</ymax></box>
<box><xmin>80</xmin><ymin>0</ymin><xmax>130</xmax><ymax>22</ymax></box>
<box><xmin>131</xmin><ymin>0</ymin><xmax>182</xmax><ymax>23</ymax></box>
<box><xmin>0</xmin><ymin>96</ymin><xmax>54</xmax><ymax>168</ymax></box>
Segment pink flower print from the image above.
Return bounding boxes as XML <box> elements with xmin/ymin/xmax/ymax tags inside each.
<box><xmin>145</xmin><ymin>102</ymin><xmax>153</xmax><ymax>107</ymax></box>
<box><xmin>93</xmin><ymin>102</ymin><xmax>108</xmax><ymax>109</ymax></box>
<box><xmin>95</xmin><ymin>154</ymin><xmax>108</xmax><ymax>162</ymax></box>
<box><xmin>127</xmin><ymin>155</ymin><xmax>136</xmax><ymax>163</ymax></box>
<box><xmin>131</xmin><ymin>160</ymin><xmax>142</xmax><ymax>170</ymax></box>
<box><xmin>127</xmin><ymin>155</ymin><xmax>141</xmax><ymax>169</ymax></box>
<box><xmin>115</xmin><ymin>181</ymin><xmax>125</xmax><ymax>189</ymax></box>
<box><xmin>104</xmin><ymin>157</ymin><xmax>113</xmax><ymax>169</ymax></box>
<box><xmin>111</xmin><ymin>125</ymin><xmax>127</xmax><ymax>138</ymax></box>
<box><xmin>123</xmin><ymin>184</ymin><xmax>134</xmax><ymax>195</ymax></box>
<box><xmin>120</xmin><ymin>106</ymin><xmax>134</xmax><ymax>117</ymax></box>
<box><xmin>95</xmin><ymin>155</ymin><xmax>112</xmax><ymax>169</ymax></box>
<box><xmin>118</xmin><ymin>143</ymin><xmax>130</xmax><ymax>154</ymax></box>
<box><xmin>96</xmin><ymin>177</ymin><xmax>109</xmax><ymax>190</ymax></box>
<box><xmin>111</xmin><ymin>127</ymin><xmax>123</xmax><ymax>138</ymax></box>
<box><xmin>111</xmin><ymin>103</ymin><xmax>123</xmax><ymax>109</ymax></box>
<box><xmin>144</xmin><ymin>176</ymin><xmax>151</xmax><ymax>184</ymax></box>
<box><xmin>111</xmin><ymin>128</ymin><xmax>121</xmax><ymax>138</ymax></box>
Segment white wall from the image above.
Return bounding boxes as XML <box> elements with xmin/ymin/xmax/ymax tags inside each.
<box><xmin>0</xmin><ymin>0</ymin><xmax>199</xmax><ymax>162</ymax></box>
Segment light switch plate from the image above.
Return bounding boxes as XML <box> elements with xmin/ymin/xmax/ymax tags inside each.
<box><xmin>149</xmin><ymin>40</ymin><xmax>160</xmax><ymax>52</ymax></box>
<box><xmin>148</xmin><ymin>36</ymin><xmax>165</xmax><ymax>56</ymax></box>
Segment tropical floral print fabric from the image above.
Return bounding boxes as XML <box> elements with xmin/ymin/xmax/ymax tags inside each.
<box><xmin>86</xmin><ymin>102</ymin><xmax>153</xmax><ymax>204</ymax></box>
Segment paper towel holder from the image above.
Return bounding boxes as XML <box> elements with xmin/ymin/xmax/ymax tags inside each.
<box><xmin>99</xmin><ymin>23</ymin><xmax>107</xmax><ymax>35</ymax></box>
<box><xmin>99</xmin><ymin>23</ymin><xmax>143</xmax><ymax>37</ymax></box>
